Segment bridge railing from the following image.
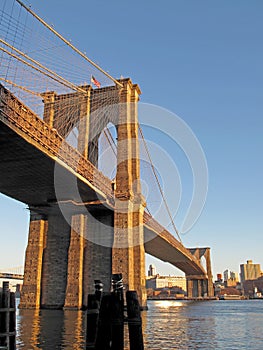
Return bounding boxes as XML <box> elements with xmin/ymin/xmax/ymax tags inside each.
<box><xmin>0</xmin><ymin>84</ymin><xmax>113</xmax><ymax>201</ymax></box>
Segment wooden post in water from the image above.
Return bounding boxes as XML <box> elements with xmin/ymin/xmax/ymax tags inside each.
<box><xmin>95</xmin><ymin>294</ymin><xmax>112</xmax><ymax>350</ymax></box>
<box><xmin>86</xmin><ymin>294</ymin><xmax>100</xmax><ymax>349</ymax></box>
<box><xmin>86</xmin><ymin>275</ymin><xmax>144</xmax><ymax>349</ymax></box>
<box><xmin>126</xmin><ymin>291</ymin><xmax>144</xmax><ymax>350</ymax></box>
<box><xmin>111</xmin><ymin>274</ymin><xmax>124</xmax><ymax>350</ymax></box>
<box><xmin>0</xmin><ymin>282</ymin><xmax>16</xmax><ymax>350</ymax></box>
<box><xmin>86</xmin><ymin>280</ymin><xmax>103</xmax><ymax>349</ymax></box>
<box><xmin>94</xmin><ymin>274</ymin><xmax>124</xmax><ymax>350</ymax></box>
<box><xmin>94</xmin><ymin>280</ymin><xmax>103</xmax><ymax>303</ymax></box>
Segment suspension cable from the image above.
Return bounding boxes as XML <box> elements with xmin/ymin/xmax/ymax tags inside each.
<box><xmin>103</xmin><ymin>128</ymin><xmax>117</xmax><ymax>157</ymax></box>
<box><xmin>15</xmin><ymin>0</ymin><xmax>123</xmax><ymax>88</ymax></box>
<box><xmin>1</xmin><ymin>39</ymin><xmax>88</xmax><ymax>94</ymax></box>
<box><xmin>0</xmin><ymin>77</ymin><xmax>42</xmax><ymax>97</ymax></box>
<box><xmin>138</xmin><ymin>125</ymin><xmax>182</xmax><ymax>243</ymax></box>
<box><xmin>102</xmin><ymin>125</ymin><xmax>159</xmax><ymax>219</ymax></box>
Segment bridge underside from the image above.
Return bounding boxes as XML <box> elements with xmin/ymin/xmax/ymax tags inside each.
<box><xmin>144</xmin><ymin>227</ymin><xmax>205</xmax><ymax>276</ymax></box>
<box><xmin>0</xmin><ymin>123</ymin><xmax>104</xmax><ymax>207</ymax></box>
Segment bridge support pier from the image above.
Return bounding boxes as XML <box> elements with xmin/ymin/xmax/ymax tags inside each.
<box><xmin>112</xmin><ymin>199</ymin><xmax>147</xmax><ymax>308</ymax></box>
<box><xmin>186</xmin><ymin>278</ymin><xmax>207</xmax><ymax>298</ymax></box>
<box><xmin>64</xmin><ymin>214</ymin><xmax>86</xmax><ymax>309</ymax></box>
<box><xmin>187</xmin><ymin>247</ymin><xmax>214</xmax><ymax>298</ymax></box>
<box><xmin>82</xmin><ymin>210</ymin><xmax>113</xmax><ymax>308</ymax></box>
<box><xmin>19</xmin><ymin>213</ymin><xmax>47</xmax><ymax>308</ymax></box>
<box><xmin>41</xmin><ymin>213</ymin><xmax>71</xmax><ymax>309</ymax></box>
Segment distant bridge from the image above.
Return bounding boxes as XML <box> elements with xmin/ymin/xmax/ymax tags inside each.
<box><xmin>0</xmin><ymin>273</ymin><xmax>24</xmax><ymax>280</ymax></box>
<box><xmin>0</xmin><ymin>266</ymin><xmax>24</xmax><ymax>280</ymax></box>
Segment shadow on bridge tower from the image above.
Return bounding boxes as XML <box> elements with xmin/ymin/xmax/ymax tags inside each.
<box><xmin>19</xmin><ymin>78</ymin><xmax>147</xmax><ymax>309</ymax></box>
<box><xmin>186</xmin><ymin>248</ymin><xmax>214</xmax><ymax>298</ymax></box>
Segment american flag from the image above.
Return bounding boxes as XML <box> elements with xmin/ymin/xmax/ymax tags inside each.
<box><xmin>91</xmin><ymin>75</ymin><xmax>101</xmax><ymax>88</ymax></box>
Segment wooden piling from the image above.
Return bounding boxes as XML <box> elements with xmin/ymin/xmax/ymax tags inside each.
<box><xmin>110</xmin><ymin>293</ymin><xmax>124</xmax><ymax>350</ymax></box>
<box><xmin>0</xmin><ymin>282</ymin><xmax>16</xmax><ymax>350</ymax></box>
<box><xmin>94</xmin><ymin>280</ymin><xmax>103</xmax><ymax>303</ymax></box>
<box><xmin>86</xmin><ymin>294</ymin><xmax>100</xmax><ymax>349</ymax></box>
<box><xmin>86</xmin><ymin>280</ymin><xmax>103</xmax><ymax>349</ymax></box>
<box><xmin>126</xmin><ymin>291</ymin><xmax>144</xmax><ymax>350</ymax></box>
<box><xmin>95</xmin><ymin>294</ymin><xmax>112</xmax><ymax>350</ymax></box>
<box><xmin>86</xmin><ymin>275</ymin><xmax>144</xmax><ymax>349</ymax></box>
<box><xmin>111</xmin><ymin>273</ymin><xmax>124</xmax><ymax>350</ymax></box>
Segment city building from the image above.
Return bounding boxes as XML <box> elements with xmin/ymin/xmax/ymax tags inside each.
<box><xmin>243</xmin><ymin>276</ymin><xmax>263</xmax><ymax>298</ymax></box>
<box><xmin>146</xmin><ymin>275</ymin><xmax>187</xmax><ymax>292</ymax></box>
<box><xmin>148</xmin><ymin>264</ymin><xmax>157</xmax><ymax>277</ymax></box>
<box><xmin>214</xmin><ymin>274</ymin><xmax>225</xmax><ymax>295</ymax></box>
<box><xmin>223</xmin><ymin>269</ymin><xmax>239</xmax><ymax>287</ymax></box>
<box><xmin>240</xmin><ymin>260</ymin><xmax>262</xmax><ymax>283</ymax></box>
<box><xmin>216</xmin><ymin>274</ymin><xmax>223</xmax><ymax>282</ymax></box>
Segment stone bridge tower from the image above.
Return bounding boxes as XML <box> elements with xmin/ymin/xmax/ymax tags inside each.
<box><xmin>186</xmin><ymin>247</ymin><xmax>214</xmax><ymax>298</ymax></box>
<box><xmin>20</xmin><ymin>78</ymin><xmax>147</xmax><ymax>309</ymax></box>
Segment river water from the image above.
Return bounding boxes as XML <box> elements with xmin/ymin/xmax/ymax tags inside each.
<box><xmin>16</xmin><ymin>299</ymin><xmax>263</xmax><ymax>349</ymax></box>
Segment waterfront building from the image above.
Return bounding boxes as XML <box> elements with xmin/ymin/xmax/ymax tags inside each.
<box><xmin>240</xmin><ymin>260</ymin><xmax>261</xmax><ymax>283</ymax></box>
<box><xmin>146</xmin><ymin>275</ymin><xmax>187</xmax><ymax>292</ymax></box>
<box><xmin>243</xmin><ymin>276</ymin><xmax>263</xmax><ymax>297</ymax></box>
<box><xmin>214</xmin><ymin>275</ymin><xmax>225</xmax><ymax>295</ymax></box>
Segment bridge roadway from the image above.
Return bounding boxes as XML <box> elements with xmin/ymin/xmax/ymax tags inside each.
<box><xmin>0</xmin><ymin>84</ymin><xmax>206</xmax><ymax>278</ymax></box>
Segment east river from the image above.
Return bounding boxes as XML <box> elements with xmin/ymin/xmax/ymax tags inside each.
<box><xmin>16</xmin><ymin>299</ymin><xmax>263</xmax><ymax>349</ymax></box>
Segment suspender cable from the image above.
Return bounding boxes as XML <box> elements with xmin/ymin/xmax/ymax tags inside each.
<box><xmin>0</xmin><ymin>46</ymin><xmax>88</xmax><ymax>93</ymax></box>
<box><xmin>1</xmin><ymin>39</ymin><xmax>88</xmax><ymax>95</ymax></box>
<box><xmin>15</xmin><ymin>0</ymin><xmax>123</xmax><ymax>88</ymax></box>
<box><xmin>0</xmin><ymin>78</ymin><xmax>42</xmax><ymax>97</ymax></box>
<box><xmin>138</xmin><ymin>125</ymin><xmax>182</xmax><ymax>243</ymax></box>
<box><xmin>102</xmin><ymin>125</ymin><xmax>163</xmax><ymax>222</ymax></box>
<box><xmin>103</xmin><ymin>128</ymin><xmax>117</xmax><ymax>157</ymax></box>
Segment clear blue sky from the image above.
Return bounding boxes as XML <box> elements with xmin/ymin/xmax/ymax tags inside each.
<box><xmin>1</xmin><ymin>0</ymin><xmax>263</xmax><ymax>278</ymax></box>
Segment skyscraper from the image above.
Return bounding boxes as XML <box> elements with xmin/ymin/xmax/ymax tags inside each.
<box><xmin>240</xmin><ymin>260</ymin><xmax>261</xmax><ymax>283</ymax></box>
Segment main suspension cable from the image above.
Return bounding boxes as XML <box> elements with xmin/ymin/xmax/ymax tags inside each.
<box><xmin>15</xmin><ymin>0</ymin><xmax>123</xmax><ymax>88</ymax></box>
<box><xmin>1</xmin><ymin>39</ymin><xmax>88</xmax><ymax>94</ymax></box>
<box><xmin>138</xmin><ymin>124</ymin><xmax>182</xmax><ymax>243</ymax></box>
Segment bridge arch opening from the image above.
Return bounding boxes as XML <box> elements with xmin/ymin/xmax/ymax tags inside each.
<box><xmin>65</xmin><ymin>126</ymin><xmax>79</xmax><ymax>150</ymax></box>
<box><xmin>97</xmin><ymin>122</ymin><xmax>117</xmax><ymax>180</ymax></box>
<box><xmin>200</xmin><ymin>255</ymin><xmax>206</xmax><ymax>270</ymax></box>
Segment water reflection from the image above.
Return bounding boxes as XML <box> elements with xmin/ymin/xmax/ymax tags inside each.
<box><xmin>17</xmin><ymin>308</ymin><xmax>85</xmax><ymax>349</ymax></box>
<box><xmin>17</xmin><ymin>309</ymin><xmax>41</xmax><ymax>348</ymax></box>
<box><xmin>16</xmin><ymin>300</ymin><xmax>263</xmax><ymax>349</ymax></box>
<box><xmin>153</xmin><ymin>300</ymin><xmax>186</xmax><ymax>309</ymax></box>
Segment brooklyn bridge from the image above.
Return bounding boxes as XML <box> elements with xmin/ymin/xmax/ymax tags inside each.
<box><xmin>0</xmin><ymin>0</ymin><xmax>213</xmax><ymax>309</ymax></box>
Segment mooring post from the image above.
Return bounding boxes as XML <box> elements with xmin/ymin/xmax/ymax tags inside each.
<box><xmin>126</xmin><ymin>291</ymin><xmax>144</xmax><ymax>350</ymax></box>
<box><xmin>94</xmin><ymin>280</ymin><xmax>103</xmax><ymax>302</ymax></box>
<box><xmin>8</xmin><ymin>292</ymin><xmax>16</xmax><ymax>350</ymax></box>
<box><xmin>86</xmin><ymin>295</ymin><xmax>100</xmax><ymax>349</ymax></box>
<box><xmin>0</xmin><ymin>282</ymin><xmax>16</xmax><ymax>350</ymax></box>
<box><xmin>111</xmin><ymin>274</ymin><xmax>124</xmax><ymax>350</ymax></box>
<box><xmin>86</xmin><ymin>281</ymin><xmax>103</xmax><ymax>349</ymax></box>
<box><xmin>95</xmin><ymin>294</ymin><xmax>112</xmax><ymax>350</ymax></box>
